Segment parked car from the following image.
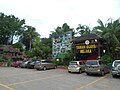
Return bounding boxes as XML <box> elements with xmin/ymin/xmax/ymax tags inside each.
<box><xmin>27</xmin><ymin>61</ymin><xmax>37</xmax><ymax>69</ymax></box>
<box><xmin>34</xmin><ymin>60</ymin><xmax>57</xmax><ymax>70</ymax></box>
<box><xmin>85</xmin><ymin>60</ymin><xmax>110</xmax><ymax>76</ymax></box>
<box><xmin>68</xmin><ymin>61</ymin><xmax>85</xmax><ymax>73</ymax></box>
<box><xmin>111</xmin><ymin>60</ymin><xmax>120</xmax><ymax>77</ymax></box>
<box><xmin>14</xmin><ymin>60</ymin><xmax>22</xmax><ymax>67</ymax></box>
<box><xmin>20</xmin><ymin>60</ymin><xmax>31</xmax><ymax>68</ymax></box>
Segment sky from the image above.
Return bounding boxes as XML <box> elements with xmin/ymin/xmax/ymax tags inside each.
<box><xmin>0</xmin><ymin>0</ymin><xmax>120</xmax><ymax>38</ymax></box>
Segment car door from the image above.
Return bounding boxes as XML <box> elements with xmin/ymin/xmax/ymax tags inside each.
<box><xmin>48</xmin><ymin>61</ymin><xmax>54</xmax><ymax>68</ymax></box>
<box><xmin>43</xmin><ymin>61</ymin><xmax>52</xmax><ymax>69</ymax></box>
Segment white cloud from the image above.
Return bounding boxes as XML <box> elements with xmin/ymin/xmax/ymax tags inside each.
<box><xmin>0</xmin><ymin>0</ymin><xmax>120</xmax><ymax>38</ymax></box>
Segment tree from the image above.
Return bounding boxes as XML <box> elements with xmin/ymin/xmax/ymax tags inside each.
<box><xmin>41</xmin><ymin>38</ymin><xmax>52</xmax><ymax>48</ymax></box>
<box><xmin>50</xmin><ymin>23</ymin><xmax>74</xmax><ymax>38</ymax></box>
<box><xmin>76</xmin><ymin>24</ymin><xmax>91</xmax><ymax>36</ymax></box>
<box><xmin>94</xmin><ymin>19</ymin><xmax>120</xmax><ymax>59</ymax></box>
<box><xmin>12</xmin><ymin>42</ymin><xmax>24</xmax><ymax>51</ymax></box>
<box><xmin>0</xmin><ymin>12</ymin><xmax>25</xmax><ymax>45</ymax></box>
<box><xmin>31</xmin><ymin>37</ymin><xmax>51</xmax><ymax>59</ymax></box>
<box><xmin>19</xmin><ymin>25</ymin><xmax>40</xmax><ymax>50</ymax></box>
<box><xmin>41</xmin><ymin>38</ymin><xmax>52</xmax><ymax>58</ymax></box>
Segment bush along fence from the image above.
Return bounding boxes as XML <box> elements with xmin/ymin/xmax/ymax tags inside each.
<box><xmin>0</xmin><ymin>57</ymin><xmax>12</xmax><ymax>67</ymax></box>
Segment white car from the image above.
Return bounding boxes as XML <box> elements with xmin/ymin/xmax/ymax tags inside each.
<box><xmin>68</xmin><ymin>61</ymin><xmax>85</xmax><ymax>73</ymax></box>
<box><xmin>112</xmin><ymin>60</ymin><xmax>120</xmax><ymax>77</ymax></box>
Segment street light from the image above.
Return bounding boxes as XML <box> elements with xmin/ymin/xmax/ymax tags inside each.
<box><xmin>103</xmin><ymin>49</ymin><xmax>106</xmax><ymax>53</ymax></box>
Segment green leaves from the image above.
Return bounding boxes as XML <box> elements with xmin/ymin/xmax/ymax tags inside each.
<box><xmin>76</xmin><ymin>24</ymin><xmax>91</xmax><ymax>35</ymax></box>
<box><xmin>95</xmin><ymin>18</ymin><xmax>120</xmax><ymax>59</ymax></box>
<box><xmin>0</xmin><ymin>12</ymin><xmax>25</xmax><ymax>44</ymax></box>
<box><xmin>19</xmin><ymin>25</ymin><xmax>40</xmax><ymax>50</ymax></box>
<box><xmin>50</xmin><ymin>23</ymin><xmax>73</xmax><ymax>38</ymax></box>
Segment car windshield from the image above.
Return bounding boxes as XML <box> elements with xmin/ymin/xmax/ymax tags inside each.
<box><xmin>86</xmin><ymin>60</ymin><xmax>98</xmax><ymax>65</ymax></box>
<box><xmin>69</xmin><ymin>62</ymin><xmax>77</xmax><ymax>65</ymax></box>
<box><xmin>31</xmin><ymin>61</ymin><xmax>35</xmax><ymax>64</ymax></box>
<box><xmin>24</xmin><ymin>61</ymin><xmax>29</xmax><ymax>64</ymax></box>
<box><xmin>114</xmin><ymin>60</ymin><xmax>120</xmax><ymax>67</ymax></box>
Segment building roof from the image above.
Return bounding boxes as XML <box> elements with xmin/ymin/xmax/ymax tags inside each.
<box><xmin>72</xmin><ymin>34</ymin><xmax>101</xmax><ymax>43</ymax></box>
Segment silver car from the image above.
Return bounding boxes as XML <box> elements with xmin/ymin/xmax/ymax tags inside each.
<box><xmin>112</xmin><ymin>60</ymin><xmax>120</xmax><ymax>77</ymax></box>
<box><xmin>68</xmin><ymin>61</ymin><xmax>85</xmax><ymax>73</ymax></box>
<box><xmin>85</xmin><ymin>60</ymin><xmax>110</xmax><ymax>76</ymax></box>
<box><xmin>34</xmin><ymin>60</ymin><xmax>57</xmax><ymax>70</ymax></box>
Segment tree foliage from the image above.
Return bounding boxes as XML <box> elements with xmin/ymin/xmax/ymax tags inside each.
<box><xmin>50</xmin><ymin>23</ymin><xmax>74</xmax><ymax>38</ymax></box>
<box><xmin>12</xmin><ymin>42</ymin><xmax>24</xmax><ymax>51</ymax></box>
<box><xmin>1</xmin><ymin>12</ymin><xmax>120</xmax><ymax>61</ymax></box>
<box><xmin>76</xmin><ymin>24</ymin><xmax>91</xmax><ymax>35</ymax></box>
<box><xmin>94</xmin><ymin>18</ymin><xmax>120</xmax><ymax>59</ymax></box>
<box><xmin>19</xmin><ymin>25</ymin><xmax>40</xmax><ymax>50</ymax></box>
<box><xmin>27</xmin><ymin>37</ymin><xmax>51</xmax><ymax>59</ymax></box>
<box><xmin>0</xmin><ymin>12</ymin><xmax>25</xmax><ymax>45</ymax></box>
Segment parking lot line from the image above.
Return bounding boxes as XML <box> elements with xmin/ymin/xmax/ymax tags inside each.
<box><xmin>76</xmin><ymin>74</ymin><xmax>110</xmax><ymax>90</ymax></box>
<box><xmin>7</xmin><ymin>73</ymin><xmax>66</xmax><ymax>86</ymax></box>
<box><xmin>0</xmin><ymin>82</ymin><xmax>14</xmax><ymax>90</ymax></box>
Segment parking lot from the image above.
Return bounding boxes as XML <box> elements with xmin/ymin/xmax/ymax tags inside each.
<box><xmin>0</xmin><ymin>67</ymin><xmax>120</xmax><ymax>90</ymax></box>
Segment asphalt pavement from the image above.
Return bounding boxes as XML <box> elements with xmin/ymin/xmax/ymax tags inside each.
<box><xmin>0</xmin><ymin>67</ymin><xmax>119</xmax><ymax>90</ymax></box>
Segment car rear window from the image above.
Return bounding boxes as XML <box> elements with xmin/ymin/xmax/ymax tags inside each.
<box><xmin>86</xmin><ymin>60</ymin><xmax>98</xmax><ymax>65</ymax></box>
<box><xmin>69</xmin><ymin>62</ymin><xmax>77</xmax><ymax>65</ymax></box>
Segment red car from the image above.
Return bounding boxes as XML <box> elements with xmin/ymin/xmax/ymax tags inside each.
<box><xmin>13</xmin><ymin>61</ymin><xmax>22</xmax><ymax>67</ymax></box>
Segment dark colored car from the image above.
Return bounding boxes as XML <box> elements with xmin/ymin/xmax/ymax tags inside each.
<box><xmin>85</xmin><ymin>60</ymin><xmax>110</xmax><ymax>76</ymax></box>
<box><xmin>27</xmin><ymin>61</ymin><xmax>36</xmax><ymax>69</ymax></box>
<box><xmin>20</xmin><ymin>61</ymin><xmax>30</xmax><ymax>68</ymax></box>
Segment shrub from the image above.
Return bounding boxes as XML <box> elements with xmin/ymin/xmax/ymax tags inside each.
<box><xmin>7</xmin><ymin>59</ymin><xmax>12</xmax><ymax>67</ymax></box>
<box><xmin>101</xmin><ymin>53</ymin><xmax>113</xmax><ymax>64</ymax></box>
<box><xmin>53</xmin><ymin>58</ymin><xmax>72</xmax><ymax>66</ymax></box>
<box><xmin>0</xmin><ymin>57</ymin><xmax>5</xmax><ymax>62</ymax></box>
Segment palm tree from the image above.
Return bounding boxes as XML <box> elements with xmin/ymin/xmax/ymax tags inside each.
<box><xmin>76</xmin><ymin>24</ymin><xmax>91</xmax><ymax>36</ymax></box>
<box><xmin>94</xmin><ymin>19</ymin><xmax>120</xmax><ymax>58</ymax></box>
<box><xmin>50</xmin><ymin>23</ymin><xmax>74</xmax><ymax>38</ymax></box>
<box><xmin>20</xmin><ymin>25</ymin><xmax>40</xmax><ymax>50</ymax></box>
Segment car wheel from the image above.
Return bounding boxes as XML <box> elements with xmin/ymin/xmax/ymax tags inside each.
<box><xmin>43</xmin><ymin>66</ymin><xmax>47</xmax><ymax>71</ymax></box>
<box><xmin>101</xmin><ymin>70</ymin><xmax>104</xmax><ymax>76</ymax></box>
<box><xmin>79</xmin><ymin>69</ymin><xmax>82</xmax><ymax>74</ymax></box>
<box><xmin>68</xmin><ymin>71</ymin><xmax>71</xmax><ymax>73</ymax></box>
<box><xmin>112</xmin><ymin>75</ymin><xmax>116</xmax><ymax>78</ymax></box>
<box><xmin>36</xmin><ymin>68</ymin><xmax>40</xmax><ymax>71</ymax></box>
<box><xmin>86</xmin><ymin>73</ymin><xmax>89</xmax><ymax>75</ymax></box>
<box><xmin>54</xmin><ymin>65</ymin><xmax>57</xmax><ymax>69</ymax></box>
